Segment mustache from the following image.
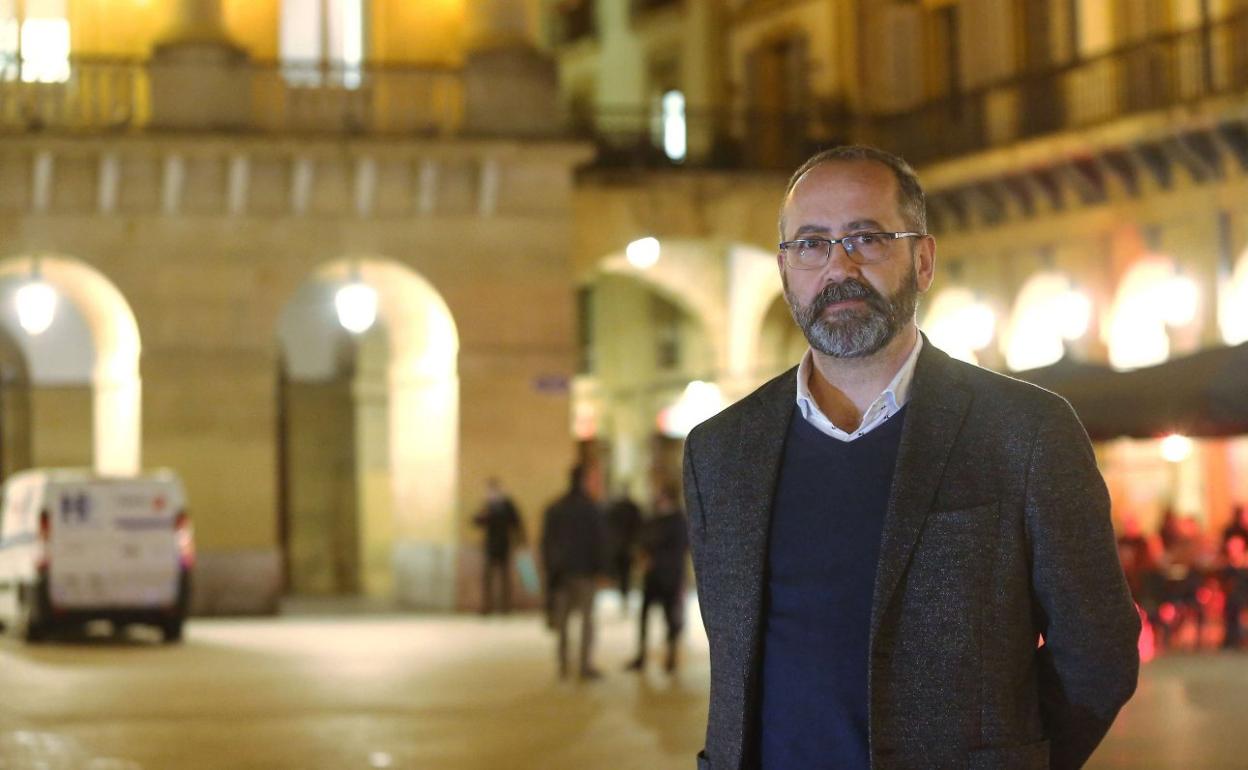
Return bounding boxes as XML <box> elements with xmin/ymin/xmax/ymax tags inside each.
<box><xmin>809</xmin><ymin>278</ymin><xmax>888</xmax><ymax>314</ymax></box>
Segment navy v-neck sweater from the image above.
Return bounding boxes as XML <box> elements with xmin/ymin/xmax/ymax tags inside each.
<box><xmin>757</xmin><ymin>405</ymin><xmax>907</xmax><ymax>770</ymax></box>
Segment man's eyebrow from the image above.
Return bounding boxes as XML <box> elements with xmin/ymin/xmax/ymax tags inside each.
<box><xmin>791</xmin><ymin>219</ymin><xmax>883</xmax><ymax>238</ymax></box>
<box><xmin>843</xmin><ymin>218</ymin><xmax>884</xmax><ymax>231</ymax></box>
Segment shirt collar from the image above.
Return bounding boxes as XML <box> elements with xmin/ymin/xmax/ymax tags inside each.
<box><xmin>794</xmin><ymin>333</ymin><xmax>923</xmax><ymax>435</ymax></box>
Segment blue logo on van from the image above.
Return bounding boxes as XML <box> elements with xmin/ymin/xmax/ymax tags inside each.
<box><xmin>59</xmin><ymin>493</ymin><xmax>90</xmax><ymax>524</ymax></box>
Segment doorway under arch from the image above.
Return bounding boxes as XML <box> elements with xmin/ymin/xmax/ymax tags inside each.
<box><xmin>277</xmin><ymin>257</ymin><xmax>459</xmax><ymax>608</ymax></box>
<box><xmin>0</xmin><ymin>254</ymin><xmax>141</xmax><ymax>476</ymax></box>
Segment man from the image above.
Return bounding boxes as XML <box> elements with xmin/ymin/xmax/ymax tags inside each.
<box><xmin>541</xmin><ymin>461</ymin><xmax>609</xmax><ymax>681</ymax></box>
<box><xmin>626</xmin><ymin>481</ymin><xmax>690</xmax><ymax>674</ymax></box>
<box><xmin>472</xmin><ymin>477</ymin><xmax>525</xmax><ymax>615</ymax></box>
<box><xmin>683</xmin><ymin>146</ymin><xmax>1139</xmax><ymax>770</ymax></box>
<box><xmin>606</xmin><ymin>486</ymin><xmax>644</xmax><ymax>609</ymax></box>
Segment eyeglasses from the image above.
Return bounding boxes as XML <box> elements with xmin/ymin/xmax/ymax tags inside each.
<box><xmin>778</xmin><ymin>232</ymin><xmax>924</xmax><ymax>269</ymax></box>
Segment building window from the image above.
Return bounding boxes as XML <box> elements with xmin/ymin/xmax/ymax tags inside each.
<box><xmin>660</xmin><ymin>90</ymin><xmax>687</xmax><ymax>163</ymax></box>
<box><xmin>576</xmin><ymin>287</ymin><xmax>595</xmax><ymax>374</ymax></box>
<box><xmin>652</xmin><ymin>293</ymin><xmax>682</xmax><ymax>370</ymax></box>
<box><xmin>0</xmin><ymin>0</ymin><xmax>70</xmax><ymax>84</ymax></box>
<box><xmin>281</xmin><ymin>0</ymin><xmax>366</xmax><ymax>88</ymax></box>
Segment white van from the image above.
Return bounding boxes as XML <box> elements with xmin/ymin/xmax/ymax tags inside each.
<box><xmin>0</xmin><ymin>469</ymin><xmax>193</xmax><ymax>643</ymax></box>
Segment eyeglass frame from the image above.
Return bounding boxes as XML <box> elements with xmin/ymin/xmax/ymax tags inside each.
<box><xmin>778</xmin><ymin>231</ymin><xmax>925</xmax><ymax>268</ymax></box>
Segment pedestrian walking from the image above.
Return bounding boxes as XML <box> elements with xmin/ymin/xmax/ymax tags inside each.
<box><xmin>541</xmin><ymin>461</ymin><xmax>609</xmax><ymax>681</ymax></box>
<box><xmin>472</xmin><ymin>477</ymin><xmax>525</xmax><ymax>615</ymax></box>
<box><xmin>626</xmin><ymin>481</ymin><xmax>689</xmax><ymax>674</ymax></box>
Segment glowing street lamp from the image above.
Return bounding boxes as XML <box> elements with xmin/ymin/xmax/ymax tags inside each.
<box><xmin>16</xmin><ymin>261</ymin><xmax>57</xmax><ymax>336</ymax></box>
<box><xmin>1160</xmin><ymin>433</ymin><xmax>1193</xmax><ymax>463</ymax></box>
<box><xmin>335</xmin><ymin>268</ymin><xmax>377</xmax><ymax>334</ymax></box>
<box><xmin>626</xmin><ymin>237</ymin><xmax>661</xmax><ymax>270</ymax></box>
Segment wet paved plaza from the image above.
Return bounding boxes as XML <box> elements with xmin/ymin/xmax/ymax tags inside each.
<box><xmin>0</xmin><ymin>596</ymin><xmax>1244</xmax><ymax>769</ymax></box>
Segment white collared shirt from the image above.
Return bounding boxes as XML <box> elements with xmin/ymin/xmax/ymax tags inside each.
<box><xmin>794</xmin><ymin>335</ymin><xmax>923</xmax><ymax>442</ymax></box>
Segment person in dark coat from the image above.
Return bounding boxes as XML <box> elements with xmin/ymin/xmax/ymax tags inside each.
<box><xmin>685</xmin><ymin>146</ymin><xmax>1138</xmax><ymax>770</ymax></box>
<box><xmin>541</xmin><ymin>461</ymin><xmax>609</xmax><ymax>680</ymax></box>
<box><xmin>606</xmin><ymin>488</ymin><xmax>643</xmax><ymax>606</ymax></box>
<box><xmin>472</xmin><ymin>477</ymin><xmax>524</xmax><ymax>615</ymax></box>
<box><xmin>626</xmin><ymin>481</ymin><xmax>689</xmax><ymax>673</ymax></box>
<box><xmin>1222</xmin><ymin>533</ymin><xmax>1248</xmax><ymax>650</ymax></box>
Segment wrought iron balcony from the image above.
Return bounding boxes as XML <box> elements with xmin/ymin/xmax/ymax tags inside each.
<box><xmin>581</xmin><ymin>9</ymin><xmax>1248</xmax><ymax>171</ymax></box>
<box><xmin>0</xmin><ymin>56</ymin><xmax>463</xmax><ymax>137</ymax></box>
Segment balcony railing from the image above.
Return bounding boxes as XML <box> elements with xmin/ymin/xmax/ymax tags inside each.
<box><xmin>582</xmin><ymin>9</ymin><xmax>1248</xmax><ymax>170</ymax></box>
<box><xmin>250</xmin><ymin>61</ymin><xmax>462</xmax><ymax>136</ymax></box>
<box><xmin>0</xmin><ymin>55</ymin><xmax>147</xmax><ymax>130</ymax></box>
<box><xmin>869</xmin><ymin>8</ymin><xmax>1248</xmax><ymax>165</ymax></box>
<box><xmin>0</xmin><ymin>56</ymin><xmax>462</xmax><ymax>137</ymax></box>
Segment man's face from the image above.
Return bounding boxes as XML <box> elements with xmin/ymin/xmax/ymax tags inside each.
<box><xmin>778</xmin><ymin>160</ymin><xmax>934</xmax><ymax>359</ymax></box>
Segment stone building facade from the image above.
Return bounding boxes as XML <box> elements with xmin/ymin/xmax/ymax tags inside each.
<box><xmin>0</xmin><ymin>0</ymin><xmax>589</xmax><ymax>612</ymax></box>
<box><xmin>545</xmin><ymin>0</ymin><xmax>1248</xmax><ymax>532</ymax></box>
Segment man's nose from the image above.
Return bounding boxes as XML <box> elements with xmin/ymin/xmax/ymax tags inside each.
<box><xmin>819</xmin><ymin>241</ymin><xmax>862</xmax><ymax>282</ymax></box>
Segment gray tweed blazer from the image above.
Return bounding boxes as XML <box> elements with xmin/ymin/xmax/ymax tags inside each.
<box><xmin>683</xmin><ymin>340</ymin><xmax>1139</xmax><ymax>770</ymax></box>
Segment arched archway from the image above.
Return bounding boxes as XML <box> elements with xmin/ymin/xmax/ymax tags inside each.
<box><xmin>1104</xmin><ymin>255</ymin><xmax>1199</xmax><ymax>370</ymax></box>
<box><xmin>1220</xmin><ymin>244</ymin><xmax>1248</xmax><ymax>345</ymax></box>
<box><xmin>921</xmin><ymin>286</ymin><xmax>997</xmax><ymax>366</ymax></box>
<box><xmin>754</xmin><ymin>294</ymin><xmax>806</xmax><ymax>379</ymax></box>
<box><xmin>1000</xmin><ymin>271</ymin><xmax>1091</xmax><ymax>371</ymax></box>
<box><xmin>278</xmin><ymin>257</ymin><xmax>459</xmax><ymax>607</ymax></box>
<box><xmin>0</xmin><ymin>255</ymin><xmax>141</xmax><ymax>476</ymax></box>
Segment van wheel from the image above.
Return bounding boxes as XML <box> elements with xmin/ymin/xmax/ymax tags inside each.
<box><xmin>15</xmin><ymin>585</ymin><xmax>46</xmax><ymax>643</ymax></box>
<box><xmin>161</xmin><ymin>618</ymin><xmax>184</xmax><ymax>643</ymax></box>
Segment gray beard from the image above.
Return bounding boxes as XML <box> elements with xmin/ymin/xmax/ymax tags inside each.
<box><xmin>784</xmin><ymin>262</ymin><xmax>919</xmax><ymax>359</ymax></box>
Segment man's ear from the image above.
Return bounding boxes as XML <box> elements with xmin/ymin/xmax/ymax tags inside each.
<box><xmin>916</xmin><ymin>235</ymin><xmax>936</xmax><ymax>293</ymax></box>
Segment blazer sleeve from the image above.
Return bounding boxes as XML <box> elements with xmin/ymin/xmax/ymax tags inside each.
<box><xmin>1025</xmin><ymin>400</ymin><xmax>1140</xmax><ymax>769</ymax></box>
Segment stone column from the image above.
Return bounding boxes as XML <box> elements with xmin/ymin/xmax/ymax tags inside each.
<box><xmin>149</xmin><ymin>0</ymin><xmax>251</xmax><ymax>130</ymax></box>
<box><xmin>162</xmin><ymin>0</ymin><xmax>231</xmax><ymax>44</ymax></box>
<box><xmin>462</xmin><ymin>0</ymin><xmax>561</xmax><ymax>138</ymax></box>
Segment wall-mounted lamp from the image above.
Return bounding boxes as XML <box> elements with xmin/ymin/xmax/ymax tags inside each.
<box><xmin>626</xmin><ymin>237</ymin><xmax>661</xmax><ymax>270</ymax></box>
<box><xmin>16</xmin><ymin>257</ymin><xmax>57</xmax><ymax>336</ymax></box>
<box><xmin>335</xmin><ymin>261</ymin><xmax>377</xmax><ymax>334</ymax></box>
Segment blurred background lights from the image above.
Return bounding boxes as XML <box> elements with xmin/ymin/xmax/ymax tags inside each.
<box><xmin>16</xmin><ymin>279</ymin><xmax>57</xmax><ymax>335</ymax></box>
<box><xmin>626</xmin><ymin>237</ymin><xmax>661</xmax><ymax>270</ymax></box>
<box><xmin>335</xmin><ymin>280</ymin><xmax>378</xmax><ymax>334</ymax></box>
<box><xmin>662</xmin><ymin>90</ymin><xmax>687</xmax><ymax>162</ymax></box>
<box><xmin>1057</xmin><ymin>288</ymin><xmax>1092</xmax><ymax>341</ymax></box>
<box><xmin>1160</xmin><ymin>433</ymin><xmax>1194</xmax><ymax>463</ymax></box>
<box><xmin>1003</xmin><ymin>273</ymin><xmax>1090</xmax><ymax>371</ymax></box>
<box><xmin>658</xmin><ymin>380</ymin><xmax>724</xmax><ymax>439</ymax></box>
<box><xmin>1162</xmin><ymin>274</ymin><xmax>1199</xmax><ymax>328</ymax></box>
<box><xmin>924</xmin><ymin>286</ymin><xmax>996</xmax><ymax>365</ymax></box>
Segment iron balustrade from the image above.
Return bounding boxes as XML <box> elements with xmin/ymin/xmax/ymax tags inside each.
<box><xmin>0</xmin><ymin>56</ymin><xmax>462</xmax><ymax>136</ymax></box>
<box><xmin>581</xmin><ymin>9</ymin><xmax>1248</xmax><ymax>170</ymax></box>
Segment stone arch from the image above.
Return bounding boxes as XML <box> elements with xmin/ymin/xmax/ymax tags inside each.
<box><xmin>999</xmin><ymin>271</ymin><xmax>1092</xmax><ymax>371</ymax></box>
<box><xmin>1104</xmin><ymin>255</ymin><xmax>1198</xmax><ymax>370</ymax></box>
<box><xmin>277</xmin><ymin>256</ymin><xmax>459</xmax><ymax>607</ymax></box>
<box><xmin>728</xmin><ymin>243</ymin><xmax>788</xmax><ymax>396</ymax></box>
<box><xmin>1220</xmin><ymin>243</ymin><xmax>1248</xmax><ymax>345</ymax></box>
<box><xmin>0</xmin><ymin>254</ymin><xmax>141</xmax><ymax>475</ymax></box>
<box><xmin>589</xmin><ymin>238</ymin><xmax>725</xmax><ymax>371</ymax></box>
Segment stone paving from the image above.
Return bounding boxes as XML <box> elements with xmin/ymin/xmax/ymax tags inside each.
<box><xmin>0</xmin><ymin>594</ymin><xmax>1244</xmax><ymax>768</ymax></box>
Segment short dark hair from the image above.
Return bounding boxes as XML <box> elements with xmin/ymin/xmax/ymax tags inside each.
<box><xmin>779</xmin><ymin>145</ymin><xmax>927</xmax><ymax>236</ymax></box>
<box><xmin>569</xmin><ymin>463</ymin><xmax>586</xmax><ymax>493</ymax></box>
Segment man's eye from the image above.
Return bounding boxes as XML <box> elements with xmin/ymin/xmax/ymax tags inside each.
<box><xmin>852</xmin><ymin>233</ymin><xmax>879</xmax><ymax>245</ymax></box>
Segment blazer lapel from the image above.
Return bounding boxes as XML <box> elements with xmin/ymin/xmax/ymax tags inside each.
<box><xmin>733</xmin><ymin>372</ymin><xmax>796</xmax><ymax>659</ymax></box>
<box><xmin>869</xmin><ymin>342</ymin><xmax>971</xmax><ymax>646</ymax></box>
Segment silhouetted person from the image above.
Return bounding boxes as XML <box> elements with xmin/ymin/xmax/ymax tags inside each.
<box><xmin>626</xmin><ymin>482</ymin><xmax>689</xmax><ymax>674</ymax></box>
<box><xmin>472</xmin><ymin>477</ymin><xmax>525</xmax><ymax>615</ymax></box>
<box><xmin>1222</xmin><ymin>533</ymin><xmax>1248</xmax><ymax>650</ymax></box>
<box><xmin>606</xmin><ymin>488</ymin><xmax>643</xmax><ymax>606</ymax></box>
<box><xmin>541</xmin><ymin>462</ymin><xmax>608</xmax><ymax>680</ymax></box>
<box><xmin>1222</xmin><ymin>504</ymin><xmax>1248</xmax><ymax>549</ymax></box>
<box><xmin>1117</xmin><ymin>513</ymin><xmax>1160</xmax><ymax>602</ymax></box>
